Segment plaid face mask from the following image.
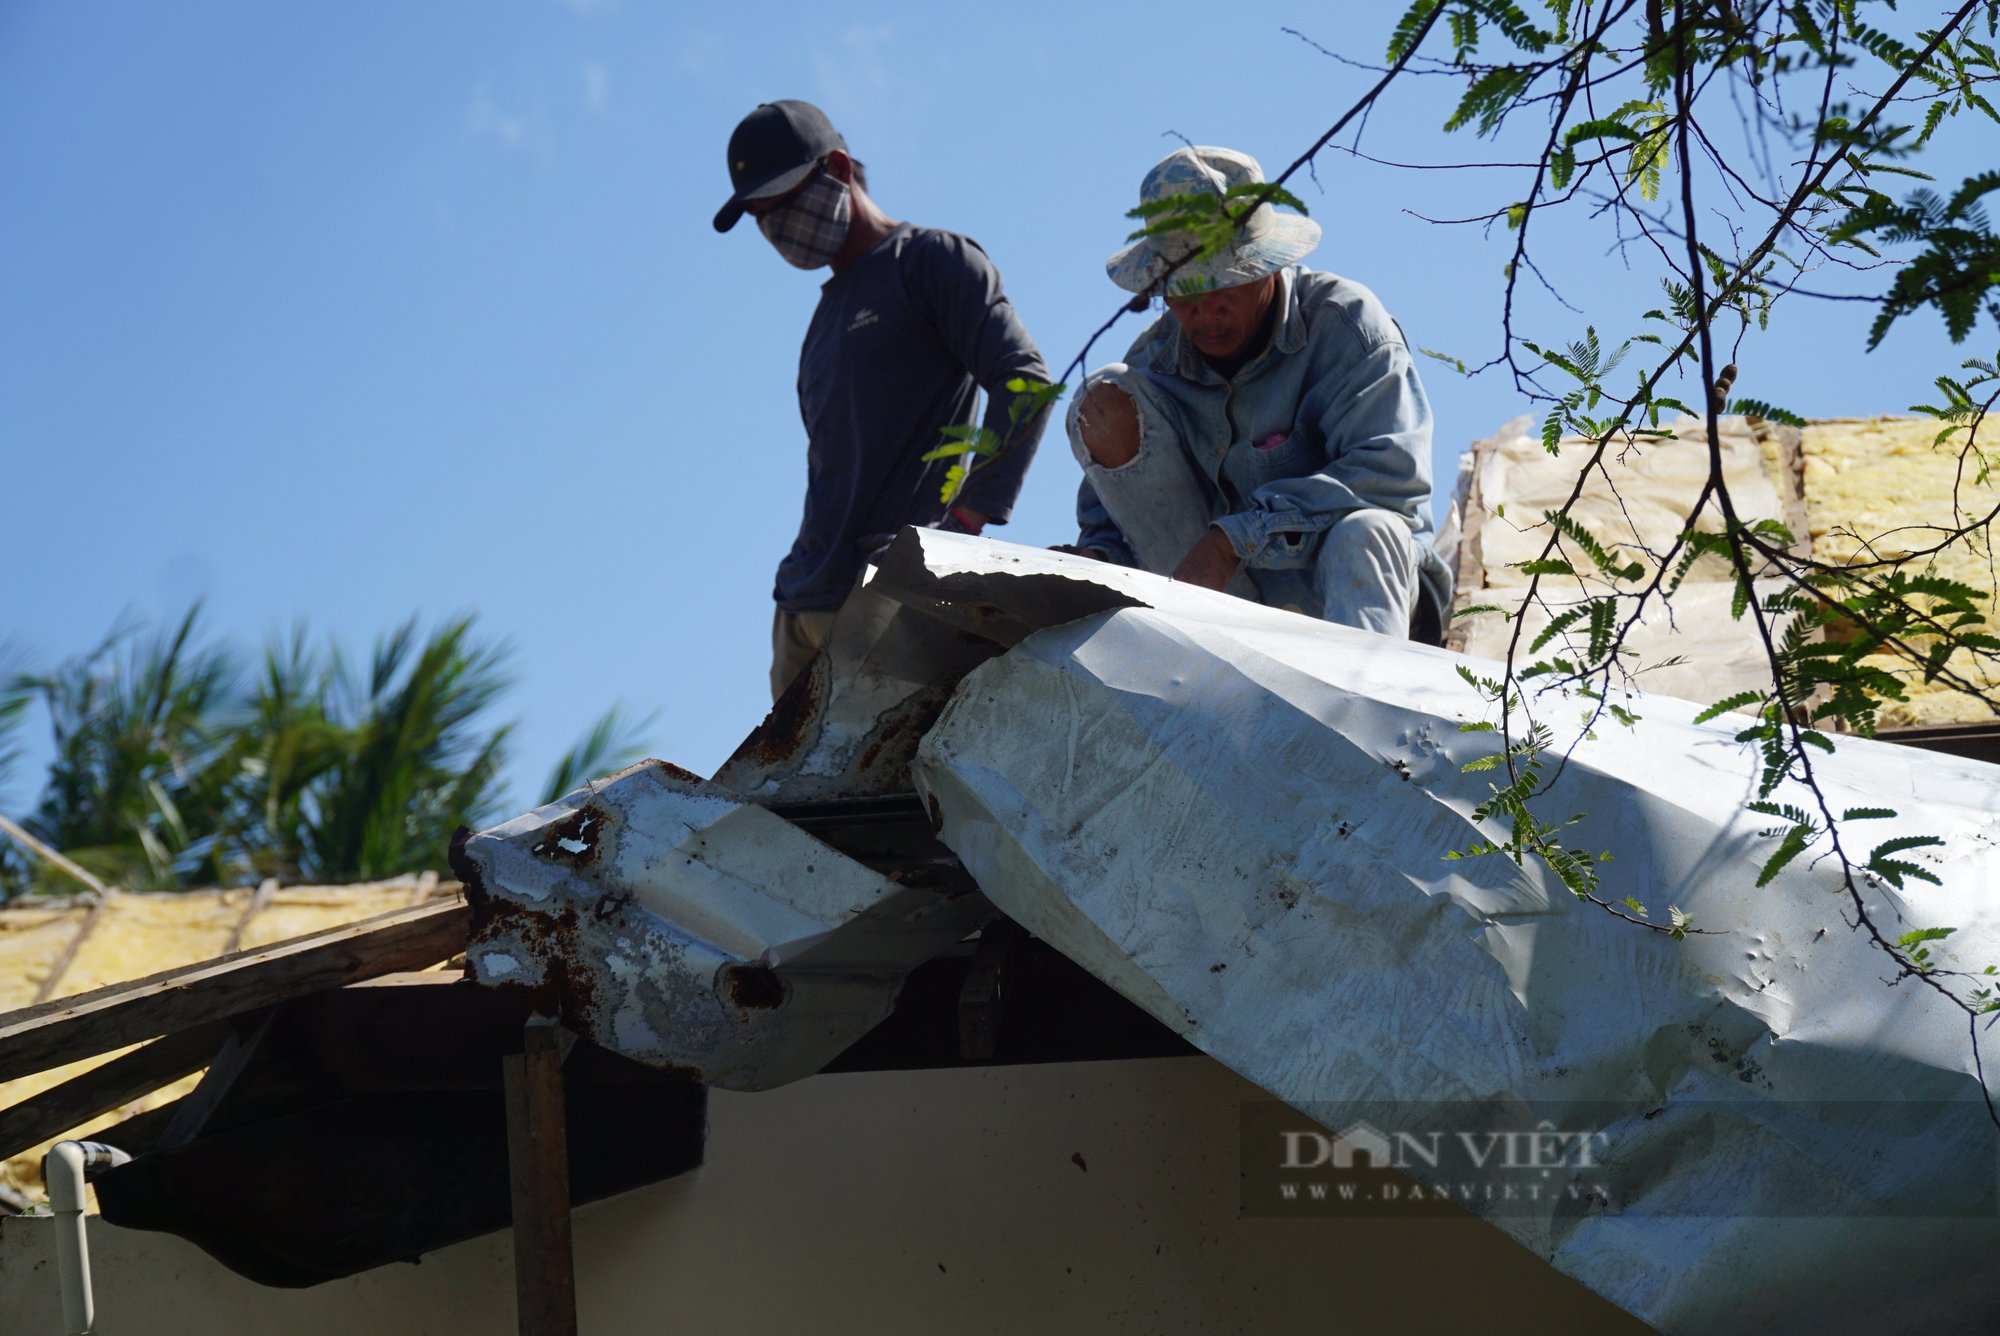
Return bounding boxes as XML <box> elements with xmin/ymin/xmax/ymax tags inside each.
<box><xmin>757</xmin><ymin>172</ymin><xmax>852</xmax><ymax>270</ymax></box>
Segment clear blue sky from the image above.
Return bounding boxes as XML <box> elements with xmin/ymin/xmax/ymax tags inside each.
<box><xmin>3</xmin><ymin>0</ymin><xmax>1988</xmax><ymax>818</ymax></box>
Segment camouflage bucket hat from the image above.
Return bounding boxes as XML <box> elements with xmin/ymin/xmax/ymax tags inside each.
<box><xmin>1105</xmin><ymin>146</ymin><xmax>1321</xmax><ymax>296</ymax></box>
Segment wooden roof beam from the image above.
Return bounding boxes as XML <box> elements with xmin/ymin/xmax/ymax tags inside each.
<box><xmin>0</xmin><ymin>899</ymin><xmax>467</xmax><ymax>1086</ymax></box>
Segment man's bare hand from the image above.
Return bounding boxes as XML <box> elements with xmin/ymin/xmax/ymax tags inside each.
<box><xmin>1169</xmin><ymin>527</ymin><xmax>1240</xmax><ymax>590</ymax></box>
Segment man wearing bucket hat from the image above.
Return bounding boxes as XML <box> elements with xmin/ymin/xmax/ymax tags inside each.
<box><xmin>714</xmin><ymin>99</ymin><xmax>1052</xmax><ymax>698</ymax></box>
<box><xmin>1066</xmin><ymin>146</ymin><xmax>1450</xmax><ymax>639</ymax></box>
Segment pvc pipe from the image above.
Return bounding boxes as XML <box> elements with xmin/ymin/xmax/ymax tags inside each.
<box><xmin>43</xmin><ymin>1140</ymin><xmax>131</xmax><ymax>1336</ymax></box>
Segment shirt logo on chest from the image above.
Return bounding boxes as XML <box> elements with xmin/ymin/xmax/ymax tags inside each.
<box><xmin>846</xmin><ymin>308</ymin><xmax>879</xmax><ymax>333</ymax></box>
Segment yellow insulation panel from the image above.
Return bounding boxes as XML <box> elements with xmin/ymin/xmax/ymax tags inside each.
<box><xmin>1451</xmin><ymin>413</ymin><xmax>1801</xmax><ymax>704</ymax></box>
<box><xmin>1457</xmin><ymin>579</ymin><xmax>1794</xmax><ymax>708</ymax></box>
<box><xmin>0</xmin><ymin>876</ymin><xmax>453</xmax><ymax>1204</ymax></box>
<box><xmin>54</xmin><ymin>890</ymin><xmax>243</xmax><ymax>998</ymax></box>
<box><xmin>1463</xmin><ymin>413</ymin><xmax>1793</xmax><ymax>591</ymax></box>
<box><xmin>1455</xmin><ymin>412</ymin><xmax>1995</xmax><ymax>731</ymax></box>
<box><xmin>1802</xmin><ymin>416</ymin><xmax>2000</xmax><ymax>729</ymax></box>
<box><xmin>237</xmin><ymin>882</ymin><xmax>435</xmax><ymax>952</ymax></box>
<box><xmin>0</xmin><ymin>909</ymin><xmax>84</xmax><ymax>1013</ymax></box>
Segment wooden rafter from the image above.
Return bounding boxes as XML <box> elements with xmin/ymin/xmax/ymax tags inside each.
<box><xmin>0</xmin><ymin>898</ymin><xmax>468</xmax><ymax>1086</ymax></box>
<box><xmin>0</xmin><ymin>1021</ymin><xmax>230</xmax><ymax>1163</ymax></box>
<box><xmin>504</xmin><ymin>1017</ymin><xmax>580</xmax><ymax>1336</ymax></box>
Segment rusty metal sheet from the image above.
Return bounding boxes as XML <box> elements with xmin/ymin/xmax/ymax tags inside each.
<box><xmin>713</xmin><ymin>530</ymin><xmax>1150</xmax><ymax>804</ymax></box>
<box><xmin>713</xmin><ymin>577</ymin><xmax>993</xmax><ymax>804</ymax></box>
<box><xmin>454</xmin><ymin>531</ymin><xmax>1145</xmax><ymax>1093</ymax></box>
<box><xmin>455</xmin><ymin>758</ymin><xmax>990</xmax><ymax>1090</ymax></box>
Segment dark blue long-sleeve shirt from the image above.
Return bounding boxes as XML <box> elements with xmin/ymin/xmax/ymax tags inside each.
<box><xmin>777</xmin><ymin>223</ymin><xmax>1050</xmax><ymax>611</ymax></box>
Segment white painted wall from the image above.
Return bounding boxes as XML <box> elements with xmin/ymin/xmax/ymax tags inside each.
<box><xmin>0</xmin><ymin>1057</ymin><xmax>1641</xmax><ymax>1334</ymax></box>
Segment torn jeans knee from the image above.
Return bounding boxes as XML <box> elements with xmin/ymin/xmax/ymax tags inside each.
<box><xmin>1071</xmin><ymin>379</ymin><xmax>1142</xmax><ymax>470</ymax></box>
<box><xmin>1066</xmin><ymin>365</ymin><xmax>1162</xmax><ymax>474</ymax></box>
<box><xmin>1068</xmin><ymin>365</ymin><xmax>1258</xmax><ymax>600</ymax></box>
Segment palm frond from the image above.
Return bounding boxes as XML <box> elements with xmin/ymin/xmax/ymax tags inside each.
<box><xmin>306</xmin><ymin>616</ymin><xmax>514</xmax><ymax>880</ymax></box>
<box><xmin>540</xmin><ymin>705</ymin><xmax>659</xmax><ymax>805</ymax></box>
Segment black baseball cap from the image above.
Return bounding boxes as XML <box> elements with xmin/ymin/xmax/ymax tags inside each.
<box><xmin>713</xmin><ymin>100</ymin><xmax>848</xmax><ymax>233</ymax></box>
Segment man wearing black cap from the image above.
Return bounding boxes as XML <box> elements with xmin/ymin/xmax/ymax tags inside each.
<box><xmin>715</xmin><ymin>99</ymin><xmax>1052</xmax><ymax>699</ymax></box>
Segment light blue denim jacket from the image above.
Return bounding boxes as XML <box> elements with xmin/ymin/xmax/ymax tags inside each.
<box><xmin>1076</xmin><ymin>265</ymin><xmax>1450</xmax><ymax>615</ymax></box>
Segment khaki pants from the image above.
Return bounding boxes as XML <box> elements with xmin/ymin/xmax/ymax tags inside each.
<box><xmin>770</xmin><ymin>604</ymin><xmax>840</xmax><ymax>700</ymax></box>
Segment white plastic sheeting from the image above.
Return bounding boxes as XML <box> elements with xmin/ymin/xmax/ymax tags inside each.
<box><xmin>899</xmin><ymin>533</ymin><xmax>2000</xmax><ymax>1335</ymax></box>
